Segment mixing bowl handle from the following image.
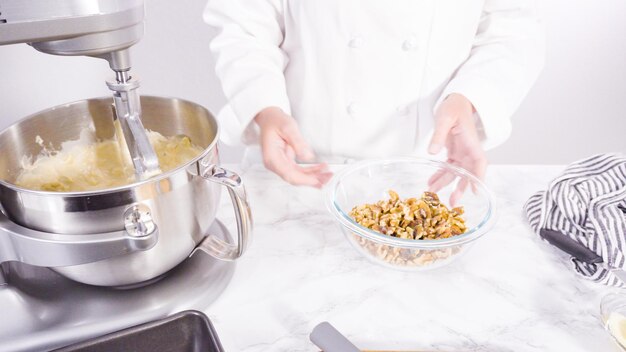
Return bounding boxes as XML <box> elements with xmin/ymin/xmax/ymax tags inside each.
<box><xmin>0</xmin><ymin>212</ymin><xmax>158</xmax><ymax>267</ymax></box>
<box><xmin>195</xmin><ymin>165</ymin><xmax>253</xmax><ymax>261</ymax></box>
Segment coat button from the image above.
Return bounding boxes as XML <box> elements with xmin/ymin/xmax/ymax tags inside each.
<box><xmin>402</xmin><ymin>36</ymin><xmax>418</xmax><ymax>51</ymax></box>
<box><xmin>348</xmin><ymin>36</ymin><xmax>364</xmax><ymax>48</ymax></box>
<box><xmin>396</xmin><ymin>105</ymin><xmax>411</xmax><ymax>115</ymax></box>
<box><xmin>346</xmin><ymin>102</ymin><xmax>359</xmax><ymax>116</ymax></box>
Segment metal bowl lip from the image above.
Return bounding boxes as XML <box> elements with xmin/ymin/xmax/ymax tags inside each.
<box><xmin>0</xmin><ymin>95</ymin><xmax>218</xmax><ymax>197</ymax></box>
<box><xmin>324</xmin><ymin>157</ymin><xmax>497</xmax><ymax>248</ymax></box>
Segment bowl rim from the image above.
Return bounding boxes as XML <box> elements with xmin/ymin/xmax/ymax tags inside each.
<box><xmin>0</xmin><ymin>95</ymin><xmax>218</xmax><ymax>197</ymax></box>
<box><xmin>324</xmin><ymin>157</ymin><xmax>497</xmax><ymax>248</ymax></box>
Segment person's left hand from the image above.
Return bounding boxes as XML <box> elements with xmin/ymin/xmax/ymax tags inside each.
<box><xmin>427</xmin><ymin>93</ymin><xmax>487</xmax><ymax>206</ymax></box>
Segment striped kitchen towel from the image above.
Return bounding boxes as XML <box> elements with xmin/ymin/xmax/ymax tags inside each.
<box><xmin>524</xmin><ymin>153</ymin><xmax>626</xmax><ymax>286</ymax></box>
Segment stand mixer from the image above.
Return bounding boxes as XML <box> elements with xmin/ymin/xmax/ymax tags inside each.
<box><xmin>0</xmin><ymin>1</ymin><xmax>252</xmax><ymax>351</ymax></box>
<box><xmin>0</xmin><ymin>0</ymin><xmax>160</xmax><ymax>179</ymax></box>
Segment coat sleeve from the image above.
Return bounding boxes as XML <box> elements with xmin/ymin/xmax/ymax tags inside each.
<box><xmin>436</xmin><ymin>0</ymin><xmax>545</xmax><ymax>150</ymax></box>
<box><xmin>203</xmin><ymin>0</ymin><xmax>290</xmax><ymax>145</ymax></box>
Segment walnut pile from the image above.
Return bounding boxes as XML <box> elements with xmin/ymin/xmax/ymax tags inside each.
<box><xmin>352</xmin><ymin>236</ymin><xmax>461</xmax><ymax>267</ymax></box>
<box><xmin>349</xmin><ymin>190</ymin><xmax>467</xmax><ymax>240</ymax></box>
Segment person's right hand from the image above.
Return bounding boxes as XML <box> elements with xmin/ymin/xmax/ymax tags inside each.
<box><xmin>255</xmin><ymin>107</ymin><xmax>332</xmax><ymax>188</ymax></box>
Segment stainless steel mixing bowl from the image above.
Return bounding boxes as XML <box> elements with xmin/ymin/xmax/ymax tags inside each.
<box><xmin>0</xmin><ymin>96</ymin><xmax>252</xmax><ymax>286</ymax></box>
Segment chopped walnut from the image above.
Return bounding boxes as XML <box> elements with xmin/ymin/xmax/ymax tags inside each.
<box><xmin>348</xmin><ymin>190</ymin><xmax>467</xmax><ymax>267</ymax></box>
<box><xmin>351</xmin><ymin>234</ymin><xmax>462</xmax><ymax>267</ymax></box>
<box><xmin>349</xmin><ymin>190</ymin><xmax>467</xmax><ymax>241</ymax></box>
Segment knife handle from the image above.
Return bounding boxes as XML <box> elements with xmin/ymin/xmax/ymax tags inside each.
<box><xmin>539</xmin><ymin>229</ymin><xmax>603</xmax><ymax>264</ymax></box>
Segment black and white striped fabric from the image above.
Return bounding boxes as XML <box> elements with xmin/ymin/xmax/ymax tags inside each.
<box><xmin>524</xmin><ymin>153</ymin><xmax>626</xmax><ymax>287</ymax></box>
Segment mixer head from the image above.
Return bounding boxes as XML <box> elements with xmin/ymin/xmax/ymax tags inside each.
<box><xmin>0</xmin><ymin>0</ymin><xmax>143</xmax><ymax>60</ymax></box>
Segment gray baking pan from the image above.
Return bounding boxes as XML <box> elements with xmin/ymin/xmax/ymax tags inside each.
<box><xmin>53</xmin><ymin>310</ymin><xmax>224</xmax><ymax>352</ymax></box>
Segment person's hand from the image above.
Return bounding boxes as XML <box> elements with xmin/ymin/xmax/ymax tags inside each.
<box><xmin>427</xmin><ymin>93</ymin><xmax>487</xmax><ymax>205</ymax></box>
<box><xmin>255</xmin><ymin>107</ymin><xmax>332</xmax><ymax>188</ymax></box>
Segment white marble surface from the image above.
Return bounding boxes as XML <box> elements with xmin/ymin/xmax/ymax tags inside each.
<box><xmin>204</xmin><ymin>164</ymin><xmax>622</xmax><ymax>352</ymax></box>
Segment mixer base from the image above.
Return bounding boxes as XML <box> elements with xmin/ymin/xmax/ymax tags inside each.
<box><xmin>0</xmin><ymin>220</ymin><xmax>236</xmax><ymax>352</ymax></box>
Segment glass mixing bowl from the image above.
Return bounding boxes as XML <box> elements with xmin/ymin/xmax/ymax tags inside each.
<box><xmin>601</xmin><ymin>292</ymin><xmax>626</xmax><ymax>351</ymax></box>
<box><xmin>325</xmin><ymin>158</ymin><xmax>496</xmax><ymax>271</ymax></box>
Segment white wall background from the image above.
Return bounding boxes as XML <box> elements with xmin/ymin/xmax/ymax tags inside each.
<box><xmin>499</xmin><ymin>0</ymin><xmax>626</xmax><ymax>163</ymax></box>
<box><xmin>1</xmin><ymin>0</ymin><xmax>624</xmax><ymax>164</ymax></box>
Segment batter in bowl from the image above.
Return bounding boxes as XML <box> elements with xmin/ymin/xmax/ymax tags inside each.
<box><xmin>15</xmin><ymin>130</ymin><xmax>203</xmax><ymax>192</ymax></box>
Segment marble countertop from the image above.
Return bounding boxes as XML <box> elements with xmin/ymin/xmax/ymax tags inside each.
<box><xmin>205</xmin><ymin>164</ymin><xmax>621</xmax><ymax>352</ymax></box>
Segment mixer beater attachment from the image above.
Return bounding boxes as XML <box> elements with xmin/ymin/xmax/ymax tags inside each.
<box><xmin>106</xmin><ymin>71</ymin><xmax>161</xmax><ymax>180</ymax></box>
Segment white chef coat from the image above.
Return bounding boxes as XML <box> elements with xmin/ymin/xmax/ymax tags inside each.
<box><xmin>204</xmin><ymin>0</ymin><xmax>544</xmax><ymax>160</ymax></box>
